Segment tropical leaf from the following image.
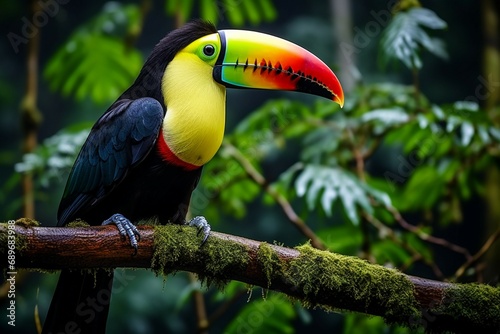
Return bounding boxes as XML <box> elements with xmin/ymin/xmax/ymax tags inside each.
<box><xmin>372</xmin><ymin>239</ymin><xmax>411</xmax><ymax>266</ymax></box>
<box><xmin>343</xmin><ymin>313</ymin><xmax>416</xmax><ymax>334</ymax></box>
<box><xmin>490</xmin><ymin>127</ymin><xmax>500</xmax><ymax>141</ymax></box>
<box><xmin>300</xmin><ymin>127</ymin><xmax>342</xmax><ymax>164</ymax></box>
<box><xmin>223</xmin><ymin>294</ymin><xmax>295</xmax><ymax>334</ymax></box>
<box><xmin>343</xmin><ymin>313</ymin><xmax>387</xmax><ymax>334</ymax></box>
<box><xmin>361</xmin><ymin>107</ymin><xmax>410</xmax><ymax>134</ymax></box>
<box><xmin>397</xmin><ymin>165</ymin><xmax>443</xmax><ymax>211</ymax></box>
<box><xmin>44</xmin><ymin>3</ymin><xmax>143</xmax><ymax>104</ymax></box>
<box><xmin>380</xmin><ymin>100</ymin><xmax>499</xmax><ymax>217</ymax></box>
<box><xmin>257</xmin><ymin>0</ymin><xmax>278</xmax><ymax>21</ymax></box>
<box><xmin>316</xmin><ymin>225</ymin><xmax>363</xmax><ymax>255</ymax></box>
<box><xmin>15</xmin><ymin>124</ymin><xmax>91</xmax><ymax>187</ymax></box>
<box><xmin>200</xmin><ymin>0</ymin><xmax>218</xmax><ymax>24</ymax></box>
<box><xmin>164</xmin><ymin>0</ymin><xmax>277</xmax><ymax>26</ymax></box>
<box><xmin>379</xmin><ymin>7</ymin><xmax>448</xmax><ymax>70</ymax></box>
<box><xmin>293</xmin><ymin>164</ymin><xmax>392</xmax><ymax>225</ymax></box>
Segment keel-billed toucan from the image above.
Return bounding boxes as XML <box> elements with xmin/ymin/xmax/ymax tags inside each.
<box><xmin>43</xmin><ymin>20</ymin><xmax>344</xmax><ymax>333</ymax></box>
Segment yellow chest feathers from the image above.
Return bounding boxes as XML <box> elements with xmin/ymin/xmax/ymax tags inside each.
<box><xmin>161</xmin><ymin>53</ymin><xmax>226</xmax><ymax>167</ymax></box>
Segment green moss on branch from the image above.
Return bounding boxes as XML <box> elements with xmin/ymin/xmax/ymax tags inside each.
<box><xmin>427</xmin><ymin>283</ymin><xmax>500</xmax><ymax>332</ymax></box>
<box><xmin>152</xmin><ymin>225</ymin><xmax>250</xmax><ymax>287</ymax></box>
<box><xmin>283</xmin><ymin>244</ymin><xmax>421</xmax><ymax>326</ymax></box>
<box><xmin>0</xmin><ymin>221</ymin><xmax>31</xmax><ymax>257</ymax></box>
<box><xmin>257</xmin><ymin>242</ymin><xmax>281</xmax><ymax>288</ymax></box>
<box><xmin>3</xmin><ymin>222</ymin><xmax>499</xmax><ymax>333</ymax></box>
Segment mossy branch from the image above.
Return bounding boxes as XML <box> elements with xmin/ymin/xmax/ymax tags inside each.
<box><xmin>1</xmin><ymin>222</ymin><xmax>499</xmax><ymax>333</ymax></box>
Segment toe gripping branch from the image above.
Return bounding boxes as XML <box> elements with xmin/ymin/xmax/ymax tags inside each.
<box><xmin>188</xmin><ymin>216</ymin><xmax>211</xmax><ymax>245</ymax></box>
<box><xmin>102</xmin><ymin>213</ymin><xmax>141</xmax><ymax>255</ymax></box>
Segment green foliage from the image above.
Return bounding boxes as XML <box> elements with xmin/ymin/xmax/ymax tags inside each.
<box><xmin>343</xmin><ymin>313</ymin><xmax>387</xmax><ymax>334</ymax></box>
<box><xmin>360</xmin><ymin>108</ymin><xmax>410</xmax><ymax>134</ymax></box>
<box><xmin>404</xmin><ymin>232</ymin><xmax>433</xmax><ymax>262</ymax></box>
<box><xmin>201</xmin><ymin>74</ymin><xmax>499</xmax><ymax>236</ymax></box>
<box><xmin>385</xmin><ymin>102</ymin><xmax>495</xmax><ymax>156</ymax></box>
<box><xmin>44</xmin><ymin>3</ymin><xmax>143</xmax><ymax>104</ymax></box>
<box><xmin>372</xmin><ymin>239</ymin><xmax>412</xmax><ymax>266</ymax></box>
<box><xmin>14</xmin><ymin>124</ymin><xmax>91</xmax><ymax>187</ymax></box>
<box><xmin>193</xmin><ymin>149</ymin><xmax>261</xmax><ymax>221</ymax></box>
<box><xmin>316</xmin><ymin>224</ymin><xmax>363</xmax><ymax>254</ymax></box>
<box><xmin>379</xmin><ymin>7</ymin><xmax>448</xmax><ymax>70</ymax></box>
<box><xmin>4</xmin><ymin>123</ymin><xmax>90</xmax><ymax>218</ymax></box>
<box><xmin>165</xmin><ymin>0</ymin><xmax>277</xmax><ymax>26</ymax></box>
<box><xmin>230</xmin><ymin>99</ymin><xmax>336</xmax><ymax>159</ymax></box>
<box><xmin>293</xmin><ymin>164</ymin><xmax>391</xmax><ymax>225</ymax></box>
<box><xmin>343</xmin><ymin>313</ymin><xmax>419</xmax><ymax>334</ymax></box>
<box><xmin>383</xmin><ymin>101</ymin><xmax>500</xmax><ymax>221</ymax></box>
<box><xmin>223</xmin><ymin>294</ymin><xmax>296</xmax><ymax>334</ymax></box>
<box><xmin>212</xmin><ymin>281</ymin><xmax>247</xmax><ymax>301</ymax></box>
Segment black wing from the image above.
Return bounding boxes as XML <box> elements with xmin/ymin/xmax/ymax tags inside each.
<box><xmin>58</xmin><ymin>97</ymin><xmax>164</xmax><ymax>226</ymax></box>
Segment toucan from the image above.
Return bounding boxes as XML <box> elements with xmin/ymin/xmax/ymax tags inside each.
<box><xmin>42</xmin><ymin>20</ymin><xmax>344</xmax><ymax>333</ymax></box>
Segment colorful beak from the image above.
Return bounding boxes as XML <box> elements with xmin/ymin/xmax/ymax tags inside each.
<box><xmin>213</xmin><ymin>30</ymin><xmax>344</xmax><ymax>107</ymax></box>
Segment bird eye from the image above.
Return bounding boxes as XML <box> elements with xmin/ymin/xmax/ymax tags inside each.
<box><xmin>203</xmin><ymin>44</ymin><xmax>215</xmax><ymax>57</ymax></box>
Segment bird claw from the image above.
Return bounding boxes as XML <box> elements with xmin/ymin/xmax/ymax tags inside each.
<box><xmin>102</xmin><ymin>213</ymin><xmax>141</xmax><ymax>255</ymax></box>
<box><xmin>188</xmin><ymin>216</ymin><xmax>211</xmax><ymax>245</ymax></box>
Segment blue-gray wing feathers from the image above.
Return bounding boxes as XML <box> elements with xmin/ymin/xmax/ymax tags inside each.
<box><xmin>58</xmin><ymin>98</ymin><xmax>164</xmax><ymax>225</ymax></box>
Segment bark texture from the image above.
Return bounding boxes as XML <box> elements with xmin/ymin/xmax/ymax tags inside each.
<box><xmin>1</xmin><ymin>221</ymin><xmax>499</xmax><ymax>333</ymax></box>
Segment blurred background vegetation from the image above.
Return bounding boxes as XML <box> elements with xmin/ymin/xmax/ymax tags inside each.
<box><xmin>1</xmin><ymin>0</ymin><xmax>499</xmax><ymax>333</ymax></box>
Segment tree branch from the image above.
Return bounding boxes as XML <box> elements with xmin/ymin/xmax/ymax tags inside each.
<box><xmin>454</xmin><ymin>227</ymin><xmax>500</xmax><ymax>280</ymax></box>
<box><xmin>386</xmin><ymin>204</ymin><xmax>473</xmax><ymax>260</ymax></box>
<box><xmin>1</xmin><ymin>222</ymin><xmax>499</xmax><ymax>333</ymax></box>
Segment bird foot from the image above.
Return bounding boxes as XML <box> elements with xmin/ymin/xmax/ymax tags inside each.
<box><xmin>102</xmin><ymin>213</ymin><xmax>141</xmax><ymax>255</ymax></box>
<box><xmin>188</xmin><ymin>216</ymin><xmax>211</xmax><ymax>245</ymax></box>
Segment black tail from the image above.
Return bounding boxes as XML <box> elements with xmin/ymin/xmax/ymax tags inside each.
<box><xmin>42</xmin><ymin>269</ymin><xmax>114</xmax><ymax>334</ymax></box>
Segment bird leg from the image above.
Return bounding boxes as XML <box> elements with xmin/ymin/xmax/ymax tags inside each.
<box><xmin>102</xmin><ymin>213</ymin><xmax>141</xmax><ymax>255</ymax></box>
<box><xmin>188</xmin><ymin>216</ymin><xmax>211</xmax><ymax>245</ymax></box>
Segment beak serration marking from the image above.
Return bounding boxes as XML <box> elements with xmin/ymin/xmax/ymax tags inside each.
<box><xmin>226</xmin><ymin>57</ymin><xmax>336</xmax><ymax>100</ymax></box>
<box><xmin>275</xmin><ymin>62</ymin><xmax>282</xmax><ymax>74</ymax></box>
<box><xmin>260</xmin><ymin>59</ymin><xmax>267</xmax><ymax>74</ymax></box>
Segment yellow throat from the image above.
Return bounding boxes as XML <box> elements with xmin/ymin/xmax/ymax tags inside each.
<box><xmin>161</xmin><ymin>52</ymin><xmax>226</xmax><ymax>167</ymax></box>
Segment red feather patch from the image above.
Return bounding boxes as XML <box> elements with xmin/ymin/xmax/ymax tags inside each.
<box><xmin>156</xmin><ymin>133</ymin><xmax>200</xmax><ymax>171</ymax></box>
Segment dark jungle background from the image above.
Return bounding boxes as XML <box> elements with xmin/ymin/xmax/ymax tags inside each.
<box><xmin>1</xmin><ymin>0</ymin><xmax>499</xmax><ymax>333</ymax></box>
